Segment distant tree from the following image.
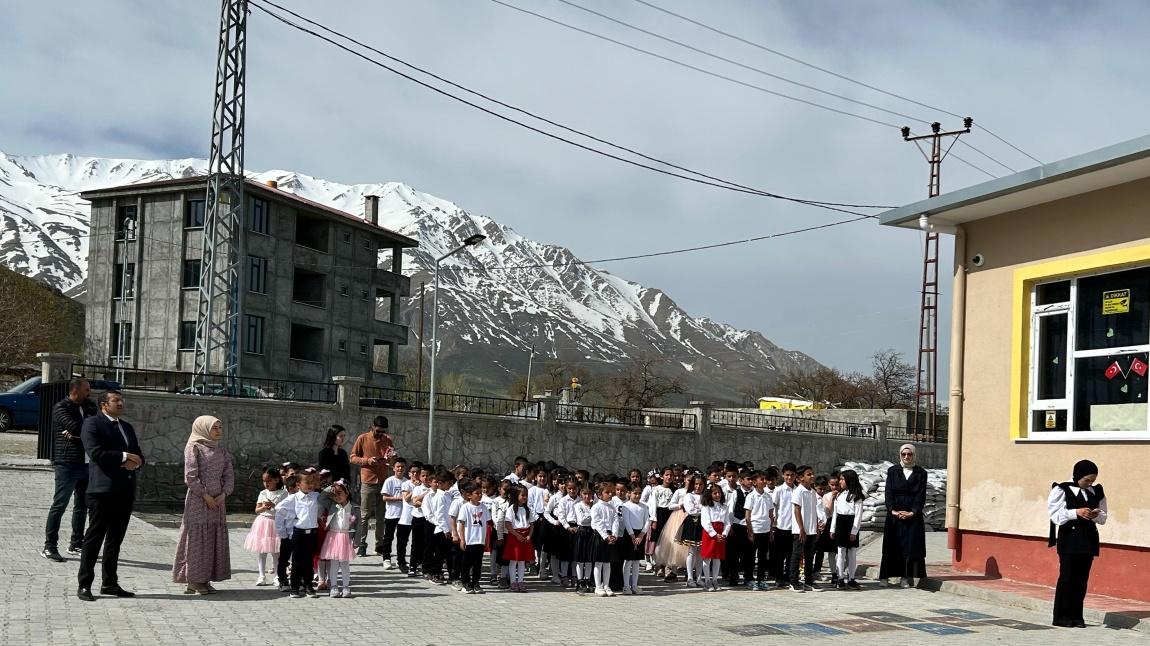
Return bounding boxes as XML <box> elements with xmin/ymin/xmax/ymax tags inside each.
<box><xmin>508</xmin><ymin>359</ymin><xmax>595</xmax><ymax>401</ymax></box>
<box><xmin>869</xmin><ymin>348</ymin><xmax>915</xmax><ymax>409</ymax></box>
<box><xmin>773</xmin><ymin>349</ymin><xmax>915</xmax><ymax>409</ymax></box>
<box><xmin>0</xmin><ymin>268</ymin><xmax>83</xmax><ymax>372</ymax></box>
<box><xmin>604</xmin><ymin>356</ymin><xmax>684</xmax><ymax>409</ymax></box>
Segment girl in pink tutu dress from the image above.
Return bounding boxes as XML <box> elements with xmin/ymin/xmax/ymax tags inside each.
<box><xmin>243</xmin><ymin>467</ymin><xmax>286</xmax><ymax>586</ymax></box>
<box><xmin>318</xmin><ymin>480</ymin><xmax>357</xmax><ymax>598</ymax></box>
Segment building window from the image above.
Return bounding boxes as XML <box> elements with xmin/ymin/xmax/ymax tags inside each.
<box><xmin>290</xmin><ymin>323</ymin><xmax>323</xmax><ymax>362</ymax></box>
<box><xmin>361</xmin><ymin>288</ymin><xmax>369</xmax><ymax>301</ymax></box>
<box><xmin>249</xmin><ymin>197</ymin><xmax>269</xmax><ymax>235</ymax></box>
<box><xmin>185</xmin><ymin>199</ymin><xmax>205</xmax><ymax>228</ymax></box>
<box><xmin>110</xmin><ymin>322</ymin><xmax>132</xmax><ymax>359</ymax></box>
<box><xmin>343</xmin><ymin>231</ymin><xmax>352</xmax><ymax>244</ymax></box>
<box><xmin>179</xmin><ymin>321</ymin><xmax>197</xmax><ymax>350</ymax></box>
<box><xmin>292</xmin><ymin>268</ymin><xmax>326</xmax><ymax>308</ymax></box>
<box><xmin>244</xmin><ymin>315</ymin><xmax>265</xmax><ymax>355</ymax></box>
<box><xmin>359</xmin><ymin>343</ymin><xmax>367</xmax><ymax>355</ymax></box>
<box><xmin>338</xmin><ymin>340</ymin><xmax>346</xmax><ymax>352</ymax></box>
<box><xmin>182</xmin><ymin>259</ymin><xmax>201</xmax><ymax>289</ymax></box>
<box><xmin>248</xmin><ymin>255</ymin><xmax>268</xmax><ymax>294</ymax></box>
<box><xmin>113</xmin><ymin>263</ymin><xmax>136</xmax><ymax>299</ymax></box>
<box><xmin>116</xmin><ymin>205</ymin><xmax>138</xmax><ymax>241</ymax></box>
<box><xmin>361</xmin><ymin>237</ymin><xmax>371</xmax><ymax>250</ymax></box>
<box><xmin>1028</xmin><ymin>265</ymin><xmax>1150</xmax><ymax>436</ymax></box>
<box><xmin>295</xmin><ymin>214</ymin><xmax>329</xmax><ymax>252</ymax></box>
<box><xmin>340</xmin><ymin>283</ymin><xmax>349</xmax><ymax>297</ymax></box>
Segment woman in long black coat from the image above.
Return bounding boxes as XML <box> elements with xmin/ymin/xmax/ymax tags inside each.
<box><xmin>879</xmin><ymin>443</ymin><xmax>927</xmax><ymax>587</ymax></box>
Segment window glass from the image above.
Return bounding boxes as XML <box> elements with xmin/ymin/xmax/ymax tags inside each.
<box><xmin>244</xmin><ymin>315</ymin><xmax>265</xmax><ymax>354</ymax></box>
<box><xmin>1075</xmin><ymin>267</ymin><xmax>1150</xmax><ymax>350</ymax></box>
<box><xmin>249</xmin><ymin>198</ymin><xmax>269</xmax><ymax>235</ymax></box>
<box><xmin>179</xmin><ymin>322</ymin><xmax>197</xmax><ymax>350</ymax></box>
<box><xmin>248</xmin><ymin>256</ymin><xmax>267</xmax><ymax>294</ymax></box>
<box><xmin>1036</xmin><ymin>280</ymin><xmax>1070</xmax><ymax>305</ymax></box>
<box><xmin>1073</xmin><ymin>352</ymin><xmax>1149</xmax><ymax>432</ymax></box>
<box><xmin>1035</xmin><ymin>314</ymin><xmax>1068</xmax><ymax>400</ymax></box>
<box><xmin>1033</xmin><ymin>409</ymin><xmax>1067</xmax><ymax>432</ymax></box>
<box><xmin>182</xmin><ymin>260</ymin><xmax>201</xmax><ymax>289</ymax></box>
<box><xmin>185</xmin><ymin>199</ymin><xmax>205</xmax><ymax>228</ymax></box>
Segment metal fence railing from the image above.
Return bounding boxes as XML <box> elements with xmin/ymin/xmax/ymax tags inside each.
<box><xmin>887</xmin><ymin>426</ymin><xmax>948</xmax><ymax>444</ymax></box>
<box><xmin>360</xmin><ymin>387</ymin><xmax>540</xmax><ymax>420</ymax></box>
<box><xmin>73</xmin><ymin>364</ymin><xmax>338</xmax><ymax>404</ymax></box>
<box><xmin>556</xmin><ymin>403</ymin><xmax>697</xmax><ymax>430</ymax></box>
<box><xmin>711</xmin><ymin>409</ymin><xmax>879</xmax><ymax>438</ymax></box>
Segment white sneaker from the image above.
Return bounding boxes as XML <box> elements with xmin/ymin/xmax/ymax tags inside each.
<box><xmin>595</xmin><ymin>587</ymin><xmax>608</xmax><ymax>597</ymax></box>
<box><xmin>255</xmin><ymin>575</ymin><xmax>267</xmax><ymax>586</ymax></box>
<box><xmin>621</xmin><ymin>587</ymin><xmax>632</xmax><ymax>595</ymax></box>
<box><xmin>604</xmin><ymin>588</ymin><xmax>616</xmax><ymax>597</ymax></box>
<box><xmin>329</xmin><ymin>588</ymin><xmax>339</xmax><ymax>598</ymax></box>
<box><xmin>341</xmin><ymin>588</ymin><xmax>352</xmax><ymax>598</ymax></box>
<box><xmin>382</xmin><ymin>559</ymin><xmax>393</xmax><ymax>570</ymax></box>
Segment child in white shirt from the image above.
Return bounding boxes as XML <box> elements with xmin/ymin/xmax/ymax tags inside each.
<box><xmin>454</xmin><ymin>482</ymin><xmax>491</xmax><ymax>594</ymax></box>
<box><xmin>243</xmin><ymin>467</ymin><xmax>286</xmax><ymax>587</ymax></box>
<box><xmin>620</xmin><ymin>484</ymin><xmax>650</xmax><ymax>594</ymax></box>
<box><xmin>700</xmin><ymin>483</ymin><xmax>732</xmax><ymax>591</ymax></box>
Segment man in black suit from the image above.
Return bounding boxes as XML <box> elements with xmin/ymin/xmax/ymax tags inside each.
<box><xmin>77</xmin><ymin>391</ymin><xmax>144</xmax><ymax>601</ymax></box>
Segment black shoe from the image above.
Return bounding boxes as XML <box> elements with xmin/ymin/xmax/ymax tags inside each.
<box><xmin>306</xmin><ymin>587</ymin><xmax>318</xmax><ymax>598</ymax></box>
<box><xmin>355</xmin><ymin>546</ymin><xmax>367</xmax><ymax>557</ymax></box>
<box><xmin>847</xmin><ymin>580</ymin><xmax>861</xmax><ymax>589</ymax></box>
<box><xmin>41</xmin><ymin>548</ymin><xmax>66</xmax><ymax>563</ymax></box>
<box><xmin>1073</xmin><ymin>622</ymin><xmax>1087</xmax><ymax>628</ymax></box>
<box><xmin>100</xmin><ymin>586</ymin><xmax>135</xmax><ymax>598</ymax></box>
<box><xmin>77</xmin><ymin>588</ymin><xmax>96</xmax><ymax>602</ymax></box>
<box><xmin>1053</xmin><ymin>620</ymin><xmax>1074</xmax><ymax>628</ymax></box>
<box><xmin>67</xmin><ymin>546</ymin><xmax>82</xmax><ymax>555</ymax></box>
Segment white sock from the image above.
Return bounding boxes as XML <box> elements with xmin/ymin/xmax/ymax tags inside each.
<box><xmin>686</xmin><ymin>550</ymin><xmax>697</xmax><ymax>581</ymax></box>
<box><xmin>711</xmin><ymin>559</ymin><xmax>721</xmax><ymax>584</ymax></box>
<box><xmin>629</xmin><ymin>561</ymin><xmax>640</xmax><ymax>589</ymax></box>
<box><xmin>575</xmin><ymin>562</ymin><xmax>585</xmax><ymax>580</ymax></box>
<box><xmin>317</xmin><ymin>559</ymin><xmax>328</xmax><ymax>582</ymax></box>
<box><xmin>701</xmin><ymin>559</ymin><xmax>711</xmax><ymax>584</ymax></box>
<box><xmin>257</xmin><ymin>553</ymin><xmax>268</xmax><ymax>578</ymax></box>
<box><xmin>846</xmin><ymin>548</ymin><xmax>858</xmax><ymax>580</ymax></box>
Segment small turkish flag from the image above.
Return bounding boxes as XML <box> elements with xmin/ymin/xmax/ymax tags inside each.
<box><xmin>1131</xmin><ymin>357</ymin><xmax>1148</xmax><ymax>377</ymax></box>
<box><xmin>1105</xmin><ymin>361</ymin><xmax>1122</xmax><ymax>380</ymax></box>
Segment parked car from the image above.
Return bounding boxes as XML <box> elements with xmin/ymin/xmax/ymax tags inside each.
<box><xmin>0</xmin><ymin>376</ymin><xmax>122</xmax><ymax>432</ymax></box>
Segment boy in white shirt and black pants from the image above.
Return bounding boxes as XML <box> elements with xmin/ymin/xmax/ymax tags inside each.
<box><xmin>454</xmin><ymin>481</ymin><xmax>491</xmax><ymax>594</ymax></box>
<box><xmin>770</xmin><ymin>463</ymin><xmax>797</xmax><ymax>588</ymax></box>
<box><xmin>380</xmin><ymin>458</ymin><xmax>408</xmax><ymax>571</ymax></box>
<box><xmin>789</xmin><ymin>465</ymin><xmax>820</xmax><ymax>592</ymax></box>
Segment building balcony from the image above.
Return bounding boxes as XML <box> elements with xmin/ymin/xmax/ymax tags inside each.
<box><xmin>372</xmin><ymin>268</ymin><xmax>411</xmax><ymax>297</ymax></box>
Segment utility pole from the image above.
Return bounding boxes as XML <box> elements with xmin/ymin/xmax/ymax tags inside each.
<box><xmin>901</xmin><ymin>118</ymin><xmax>972</xmax><ymax>441</ymax></box>
<box><xmin>524</xmin><ymin>343</ymin><xmax>535</xmax><ymax>401</ymax></box>
<box><xmin>194</xmin><ymin>0</ymin><xmax>248</xmax><ymax>385</ymax></box>
<box><xmin>416</xmin><ymin>281</ymin><xmax>425</xmax><ymax>390</ymax></box>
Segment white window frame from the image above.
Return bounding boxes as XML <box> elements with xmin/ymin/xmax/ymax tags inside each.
<box><xmin>1025</xmin><ymin>267</ymin><xmax>1150</xmax><ymax>441</ymax></box>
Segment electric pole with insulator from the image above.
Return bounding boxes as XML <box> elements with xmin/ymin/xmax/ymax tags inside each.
<box><xmin>901</xmin><ymin>117</ymin><xmax>972</xmax><ymax>440</ymax></box>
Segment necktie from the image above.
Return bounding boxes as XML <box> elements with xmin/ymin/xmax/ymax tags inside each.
<box><xmin>115</xmin><ymin>421</ymin><xmax>130</xmax><ymax>449</ymax></box>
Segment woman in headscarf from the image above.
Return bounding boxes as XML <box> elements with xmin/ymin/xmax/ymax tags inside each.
<box><xmin>1049</xmin><ymin>459</ymin><xmax>1106</xmax><ymax>628</ymax></box>
<box><xmin>878</xmin><ymin>443</ymin><xmax>927</xmax><ymax>587</ymax></box>
<box><xmin>172</xmin><ymin>415</ymin><xmax>235</xmax><ymax>594</ymax></box>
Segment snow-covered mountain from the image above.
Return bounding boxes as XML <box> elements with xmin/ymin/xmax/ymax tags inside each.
<box><xmin>0</xmin><ymin>151</ymin><xmax>820</xmax><ymax>403</ymax></box>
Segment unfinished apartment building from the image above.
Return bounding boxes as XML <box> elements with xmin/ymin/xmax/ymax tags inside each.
<box><xmin>81</xmin><ymin>178</ymin><xmax>417</xmax><ymax>387</ymax></box>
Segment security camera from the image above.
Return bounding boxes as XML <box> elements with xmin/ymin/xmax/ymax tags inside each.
<box><xmin>971</xmin><ymin>253</ymin><xmax>985</xmax><ymax>267</ymax></box>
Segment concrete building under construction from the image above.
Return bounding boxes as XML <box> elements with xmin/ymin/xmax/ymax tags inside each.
<box><xmin>81</xmin><ymin>178</ymin><xmax>416</xmax><ymax>387</ymax></box>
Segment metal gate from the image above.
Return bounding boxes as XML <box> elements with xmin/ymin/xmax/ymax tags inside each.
<box><xmin>37</xmin><ymin>381</ymin><xmax>70</xmax><ymax>460</ymax></box>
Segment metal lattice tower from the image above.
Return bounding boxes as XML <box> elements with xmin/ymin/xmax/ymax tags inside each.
<box><xmin>194</xmin><ymin>0</ymin><xmax>248</xmax><ymax>382</ymax></box>
<box><xmin>901</xmin><ymin>119</ymin><xmax>972</xmax><ymax>439</ymax></box>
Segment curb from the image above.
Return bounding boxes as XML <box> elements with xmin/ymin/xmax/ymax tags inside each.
<box><xmin>856</xmin><ymin>564</ymin><xmax>1149</xmax><ymax>633</ymax></box>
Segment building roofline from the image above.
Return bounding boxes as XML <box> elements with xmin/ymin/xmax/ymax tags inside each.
<box><xmin>80</xmin><ymin>176</ymin><xmax>419</xmax><ymax>247</ymax></box>
<box><xmin>878</xmin><ymin>133</ymin><xmax>1150</xmax><ymax>229</ymax></box>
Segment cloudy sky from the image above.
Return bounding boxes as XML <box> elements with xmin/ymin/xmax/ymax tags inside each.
<box><xmin>3</xmin><ymin>0</ymin><xmax>1148</xmax><ymax>378</ymax></box>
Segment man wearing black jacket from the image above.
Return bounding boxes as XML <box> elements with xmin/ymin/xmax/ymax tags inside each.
<box><xmin>41</xmin><ymin>378</ymin><xmax>95</xmax><ymax>563</ymax></box>
<box><xmin>77</xmin><ymin>391</ymin><xmax>144</xmax><ymax>601</ymax></box>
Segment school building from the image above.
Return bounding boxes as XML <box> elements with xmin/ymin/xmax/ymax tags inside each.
<box><xmin>879</xmin><ymin>134</ymin><xmax>1150</xmax><ymax>602</ymax></box>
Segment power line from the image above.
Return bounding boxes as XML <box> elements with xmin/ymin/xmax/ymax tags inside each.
<box><xmin>489</xmin><ymin>0</ymin><xmax>999</xmax><ymax>179</ymax></box>
<box><xmin>249</xmin><ymin>0</ymin><xmax>890</xmax><ymax>215</ymax></box>
<box><xmin>630</xmin><ymin>0</ymin><xmax>1044</xmax><ymax>167</ymax></box>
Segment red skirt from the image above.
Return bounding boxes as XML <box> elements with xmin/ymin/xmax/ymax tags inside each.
<box><xmin>503</xmin><ymin>528</ymin><xmax>535</xmax><ymax>562</ymax></box>
<box><xmin>700</xmin><ymin>522</ymin><xmax>727</xmax><ymax>560</ymax></box>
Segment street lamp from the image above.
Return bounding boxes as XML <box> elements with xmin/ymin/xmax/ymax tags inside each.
<box><xmin>427</xmin><ymin>232</ymin><xmax>486</xmax><ymax>463</ymax></box>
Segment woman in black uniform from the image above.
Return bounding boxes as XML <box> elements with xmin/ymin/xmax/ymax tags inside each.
<box><xmin>1049</xmin><ymin>459</ymin><xmax>1107</xmax><ymax>628</ymax></box>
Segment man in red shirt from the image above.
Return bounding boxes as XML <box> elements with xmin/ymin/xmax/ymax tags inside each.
<box><xmin>350</xmin><ymin>416</ymin><xmax>395</xmax><ymax>556</ymax></box>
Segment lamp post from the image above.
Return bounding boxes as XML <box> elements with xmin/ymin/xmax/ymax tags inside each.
<box><xmin>427</xmin><ymin>233</ymin><xmax>486</xmax><ymax>463</ymax></box>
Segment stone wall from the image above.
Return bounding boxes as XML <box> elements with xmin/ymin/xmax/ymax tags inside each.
<box><xmin>33</xmin><ymin>355</ymin><xmax>944</xmax><ymax>512</ymax></box>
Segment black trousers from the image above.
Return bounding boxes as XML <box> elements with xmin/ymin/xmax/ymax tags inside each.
<box><xmin>427</xmin><ymin>533</ymin><xmax>450</xmax><ymax>578</ymax></box>
<box><xmin>724</xmin><ymin>526</ymin><xmax>752</xmax><ymax>584</ymax></box>
<box><xmin>449</xmin><ymin>542</ymin><xmax>463</xmax><ymax>580</ymax></box>
<box><xmin>789</xmin><ymin>534</ymin><xmax>817</xmax><ymax>586</ymax></box>
<box><xmin>381</xmin><ymin>517</ymin><xmax>399</xmax><ymax>560</ymax></box>
<box><xmin>410</xmin><ymin>518</ymin><xmax>427</xmax><ymax>571</ymax></box>
<box><xmin>461</xmin><ymin>544</ymin><xmax>485</xmax><ymax>588</ymax></box>
<box><xmin>290</xmin><ymin>529</ymin><xmax>318</xmax><ymax>591</ymax></box>
<box><xmin>752</xmin><ymin>532</ymin><xmax>771</xmax><ymax>581</ymax></box>
<box><xmin>770</xmin><ymin>530</ymin><xmax>792</xmax><ymax>584</ymax></box>
<box><xmin>277</xmin><ymin>536</ymin><xmax>294</xmax><ymax>583</ymax></box>
<box><xmin>395</xmin><ymin>523</ymin><xmax>411</xmax><ymax>567</ymax></box>
<box><xmin>77</xmin><ymin>492</ymin><xmax>133</xmax><ymax>591</ymax></box>
<box><xmin>1053</xmin><ymin>553</ymin><xmax>1094</xmax><ymax>625</ymax></box>
<box><xmin>45</xmin><ymin>463</ymin><xmax>88</xmax><ymax>550</ymax></box>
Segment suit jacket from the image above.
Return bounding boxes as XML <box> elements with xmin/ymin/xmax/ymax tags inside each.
<box><xmin>81</xmin><ymin>413</ymin><xmax>144</xmax><ymax>495</ymax></box>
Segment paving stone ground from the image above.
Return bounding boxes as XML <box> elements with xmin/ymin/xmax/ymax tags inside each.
<box><xmin>2</xmin><ymin>452</ymin><xmax>1147</xmax><ymax>644</ymax></box>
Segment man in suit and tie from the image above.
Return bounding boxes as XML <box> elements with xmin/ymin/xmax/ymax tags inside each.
<box><xmin>77</xmin><ymin>390</ymin><xmax>144</xmax><ymax>601</ymax></box>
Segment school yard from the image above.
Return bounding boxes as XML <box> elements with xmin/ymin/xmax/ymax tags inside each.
<box><xmin>2</xmin><ymin>432</ymin><xmax>1147</xmax><ymax>645</ymax></box>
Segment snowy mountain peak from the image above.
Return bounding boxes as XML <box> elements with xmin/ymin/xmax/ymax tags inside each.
<box><xmin>0</xmin><ymin>151</ymin><xmax>819</xmax><ymax>402</ymax></box>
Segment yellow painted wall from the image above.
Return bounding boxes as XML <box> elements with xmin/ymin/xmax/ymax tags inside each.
<box><xmin>958</xmin><ymin>176</ymin><xmax>1150</xmax><ymax>548</ymax></box>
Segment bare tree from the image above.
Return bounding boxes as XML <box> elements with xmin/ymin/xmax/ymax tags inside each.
<box><xmin>870</xmin><ymin>348</ymin><xmax>915</xmax><ymax>409</ymax></box>
<box><xmin>604</xmin><ymin>356</ymin><xmax>684</xmax><ymax>409</ymax></box>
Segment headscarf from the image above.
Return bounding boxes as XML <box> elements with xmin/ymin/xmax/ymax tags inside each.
<box><xmin>187</xmin><ymin>415</ymin><xmax>221</xmax><ymax>449</ymax></box>
<box><xmin>899</xmin><ymin>443</ymin><xmax>916</xmax><ymax>468</ymax></box>
<box><xmin>1072</xmin><ymin>459</ymin><xmax>1098</xmax><ymax>482</ymax></box>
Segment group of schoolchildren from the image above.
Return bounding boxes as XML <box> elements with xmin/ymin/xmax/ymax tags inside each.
<box><xmin>242</xmin><ymin>455</ymin><xmax>869</xmax><ymax>599</ymax></box>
